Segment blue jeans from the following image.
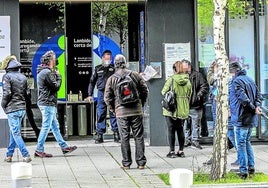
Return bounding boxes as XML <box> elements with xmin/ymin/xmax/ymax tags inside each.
<box><xmin>189</xmin><ymin>108</ymin><xmax>203</xmax><ymax>142</ymax></box>
<box><xmin>96</xmin><ymin>91</ymin><xmax>118</xmax><ymax>135</ymax></box>
<box><xmin>235</xmin><ymin>127</ymin><xmax>255</xmax><ymax>174</ymax></box>
<box><xmin>36</xmin><ymin>105</ymin><xmax>68</xmax><ymax>152</ymax></box>
<box><xmin>6</xmin><ymin>110</ymin><xmax>30</xmax><ymax>158</ymax></box>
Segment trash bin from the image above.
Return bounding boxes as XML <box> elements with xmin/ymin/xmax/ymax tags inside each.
<box><xmin>78</xmin><ymin>104</ymin><xmax>87</xmax><ymax>136</ymax></box>
<box><xmin>11</xmin><ymin>162</ymin><xmax>32</xmax><ymax>188</ymax></box>
<box><xmin>169</xmin><ymin>168</ymin><xmax>193</xmax><ymax>188</ymax></box>
<box><xmin>66</xmin><ymin>105</ymin><xmax>73</xmax><ymax>136</ymax></box>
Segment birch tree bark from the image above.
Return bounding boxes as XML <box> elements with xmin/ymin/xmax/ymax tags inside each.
<box><xmin>98</xmin><ymin>3</ymin><xmax>110</xmax><ymax>34</ymax></box>
<box><xmin>210</xmin><ymin>0</ymin><xmax>229</xmax><ymax>180</ymax></box>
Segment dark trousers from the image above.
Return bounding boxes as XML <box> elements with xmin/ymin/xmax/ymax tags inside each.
<box><xmin>117</xmin><ymin>115</ymin><xmax>146</xmax><ymax>167</ymax></box>
<box><xmin>96</xmin><ymin>91</ymin><xmax>117</xmax><ymax>134</ymax></box>
<box><xmin>165</xmin><ymin>116</ymin><xmax>185</xmax><ymax>152</ymax></box>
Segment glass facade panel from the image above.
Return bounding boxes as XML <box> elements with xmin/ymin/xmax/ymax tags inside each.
<box><xmin>197</xmin><ymin>0</ymin><xmax>215</xmax><ymax>137</ymax></box>
<box><xmin>259</xmin><ymin>2</ymin><xmax>268</xmax><ymax>137</ymax></box>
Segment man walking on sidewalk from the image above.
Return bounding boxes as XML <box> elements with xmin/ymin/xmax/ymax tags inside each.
<box><xmin>35</xmin><ymin>50</ymin><xmax>77</xmax><ymax>158</ymax></box>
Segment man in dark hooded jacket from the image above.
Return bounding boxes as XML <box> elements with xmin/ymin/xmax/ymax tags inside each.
<box><xmin>229</xmin><ymin>61</ymin><xmax>262</xmax><ymax>179</ymax></box>
<box><xmin>1</xmin><ymin>58</ymin><xmax>32</xmax><ymax>163</ymax></box>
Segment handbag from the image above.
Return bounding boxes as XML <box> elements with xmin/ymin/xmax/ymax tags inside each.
<box><xmin>161</xmin><ymin>78</ymin><xmax>177</xmax><ymax>112</ymax></box>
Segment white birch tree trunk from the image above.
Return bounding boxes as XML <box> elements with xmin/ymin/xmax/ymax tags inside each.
<box><xmin>210</xmin><ymin>0</ymin><xmax>229</xmax><ymax>180</ymax></box>
<box><xmin>99</xmin><ymin>3</ymin><xmax>110</xmax><ymax>34</ymax></box>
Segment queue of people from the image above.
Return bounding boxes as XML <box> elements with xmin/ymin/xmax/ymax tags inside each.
<box><xmin>0</xmin><ymin>50</ymin><xmax>262</xmax><ymax>179</ymax></box>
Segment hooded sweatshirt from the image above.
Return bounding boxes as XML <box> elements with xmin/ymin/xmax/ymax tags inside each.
<box><xmin>161</xmin><ymin>73</ymin><xmax>192</xmax><ymax>119</ymax></box>
<box><xmin>1</xmin><ymin>60</ymin><xmax>29</xmax><ymax>114</ymax></box>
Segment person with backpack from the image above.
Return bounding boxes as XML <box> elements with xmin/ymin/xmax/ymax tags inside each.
<box><xmin>162</xmin><ymin>61</ymin><xmax>192</xmax><ymax>158</ymax></box>
<box><xmin>104</xmin><ymin>54</ymin><xmax>149</xmax><ymax>170</ymax></box>
<box><xmin>87</xmin><ymin>50</ymin><xmax>120</xmax><ymax>143</ymax></box>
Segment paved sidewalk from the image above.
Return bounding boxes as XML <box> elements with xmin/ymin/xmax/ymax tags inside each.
<box><xmin>0</xmin><ymin>139</ymin><xmax>268</xmax><ymax>188</ymax></box>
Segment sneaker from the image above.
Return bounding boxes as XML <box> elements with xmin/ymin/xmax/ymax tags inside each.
<box><xmin>177</xmin><ymin>152</ymin><xmax>185</xmax><ymax>158</ymax></box>
<box><xmin>166</xmin><ymin>151</ymin><xmax>178</xmax><ymax>158</ymax></box>
<box><xmin>203</xmin><ymin>158</ymin><xmax>213</xmax><ymax>165</ymax></box>
<box><xmin>137</xmin><ymin>165</ymin><xmax>145</xmax><ymax>170</ymax></box>
<box><xmin>62</xmin><ymin>146</ymin><xmax>77</xmax><ymax>155</ymax></box>
<box><xmin>231</xmin><ymin>159</ymin><xmax>239</xmax><ymax>166</ymax></box>
<box><xmin>23</xmin><ymin>156</ymin><xmax>32</xmax><ymax>163</ymax></box>
<box><xmin>34</xmin><ymin>151</ymin><xmax>53</xmax><ymax>158</ymax></box>
<box><xmin>4</xmin><ymin>156</ymin><xmax>12</xmax><ymax>162</ymax></box>
<box><xmin>121</xmin><ymin>165</ymin><xmax>130</xmax><ymax>170</ymax></box>
<box><xmin>191</xmin><ymin>141</ymin><xmax>203</xmax><ymax>149</ymax></box>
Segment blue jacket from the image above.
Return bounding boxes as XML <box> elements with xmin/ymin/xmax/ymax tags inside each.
<box><xmin>229</xmin><ymin>69</ymin><xmax>262</xmax><ymax>127</ymax></box>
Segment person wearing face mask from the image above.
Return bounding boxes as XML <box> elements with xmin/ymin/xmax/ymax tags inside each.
<box><xmin>87</xmin><ymin>50</ymin><xmax>119</xmax><ymax>144</ymax></box>
<box><xmin>183</xmin><ymin>59</ymin><xmax>209</xmax><ymax>150</ymax></box>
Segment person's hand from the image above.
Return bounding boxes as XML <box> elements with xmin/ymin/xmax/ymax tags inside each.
<box><xmin>255</xmin><ymin>106</ymin><xmax>262</xmax><ymax>115</ymax></box>
<box><xmin>87</xmin><ymin>96</ymin><xmax>94</xmax><ymax>103</ymax></box>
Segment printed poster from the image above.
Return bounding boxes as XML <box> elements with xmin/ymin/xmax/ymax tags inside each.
<box><xmin>0</xmin><ymin>16</ymin><xmax>11</xmax><ymax>62</ymax></box>
<box><xmin>164</xmin><ymin>42</ymin><xmax>191</xmax><ymax>79</ymax></box>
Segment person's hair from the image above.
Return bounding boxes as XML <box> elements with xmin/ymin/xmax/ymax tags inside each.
<box><xmin>102</xmin><ymin>50</ymin><xmax>112</xmax><ymax>57</ymax></box>
<box><xmin>41</xmin><ymin>50</ymin><xmax>56</xmax><ymax>65</ymax></box>
<box><xmin>229</xmin><ymin>61</ymin><xmax>242</xmax><ymax>72</ymax></box>
<box><xmin>173</xmin><ymin>61</ymin><xmax>185</xmax><ymax>74</ymax></box>
<box><xmin>114</xmin><ymin>54</ymin><xmax>127</xmax><ymax>69</ymax></box>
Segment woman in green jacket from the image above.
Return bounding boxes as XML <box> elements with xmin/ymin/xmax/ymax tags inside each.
<box><xmin>161</xmin><ymin>61</ymin><xmax>192</xmax><ymax>158</ymax></box>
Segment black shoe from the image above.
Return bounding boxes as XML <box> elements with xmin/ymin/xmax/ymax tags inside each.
<box><xmin>177</xmin><ymin>152</ymin><xmax>185</xmax><ymax>158</ymax></box>
<box><xmin>238</xmin><ymin>173</ymin><xmax>248</xmax><ymax>180</ymax></box>
<box><xmin>184</xmin><ymin>141</ymin><xmax>191</xmax><ymax>147</ymax></box>
<box><xmin>166</xmin><ymin>151</ymin><xmax>178</xmax><ymax>158</ymax></box>
<box><xmin>113</xmin><ymin>131</ymin><xmax>120</xmax><ymax>143</ymax></box>
<box><xmin>95</xmin><ymin>134</ymin><xmax>104</xmax><ymax>144</ymax></box>
<box><xmin>248</xmin><ymin>168</ymin><xmax>255</xmax><ymax>175</ymax></box>
<box><xmin>203</xmin><ymin>158</ymin><xmax>213</xmax><ymax>165</ymax></box>
<box><xmin>62</xmin><ymin>146</ymin><xmax>77</xmax><ymax>154</ymax></box>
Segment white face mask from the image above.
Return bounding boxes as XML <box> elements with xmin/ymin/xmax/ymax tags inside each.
<box><xmin>103</xmin><ymin>60</ymin><xmax>111</xmax><ymax>67</ymax></box>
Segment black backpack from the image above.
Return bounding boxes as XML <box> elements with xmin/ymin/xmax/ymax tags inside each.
<box><xmin>114</xmin><ymin>71</ymin><xmax>140</xmax><ymax>106</ymax></box>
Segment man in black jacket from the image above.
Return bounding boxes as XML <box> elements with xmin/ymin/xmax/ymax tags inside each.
<box><xmin>1</xmin><ymin>58</ymin><xmax>32</xmax><ymax>163</ymax></box>
<box><xmin>87</xmin><ymin>50</ymin><xmax>119</xmax><ymax>143</ymax></box>
<box><xmin>183</xmin><ymin>60</ymin><xmax>209</xmax><ymax>149</ymax></box>
<box><xmin>35</xmin><ymin>50</ymin><xmax>77</xmax><ymax>158</ymax></box>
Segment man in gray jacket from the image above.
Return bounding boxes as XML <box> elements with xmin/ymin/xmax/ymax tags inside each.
<box><xmin>104</xmin><ymin>54</ymin><xmax>149</xmax><ymax>170</ymax></box>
